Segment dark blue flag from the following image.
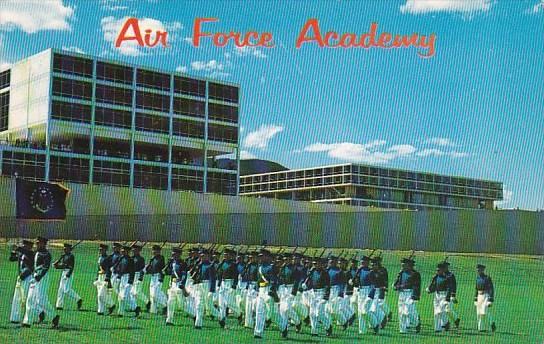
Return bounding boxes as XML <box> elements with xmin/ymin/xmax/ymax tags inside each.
<box><xmin>16</xmin><ymin>179</ymin><xmax>69</xmax><ymax>220</ymax></box>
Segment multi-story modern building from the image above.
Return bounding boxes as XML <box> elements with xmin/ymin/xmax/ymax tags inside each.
<box><xmin>240</xmin><ymin>163</ymin><xmax>503</xmax><ymax>210</ymax></box>
<box><xmin>0</xmin><ymin>48</ymin><xmax>239</xmax><ymax>195</ymax></box>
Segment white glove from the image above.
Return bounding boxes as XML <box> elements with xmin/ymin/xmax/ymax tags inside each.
<box><xmin>301</xmin><ymin>283</ymin><xmax>308</xmax><ymax>290</ymax></box>
<box><xmin>348</xmin><ymin>279</ymin><xmax>354</xmax><ymax>286</ymax></box>
<box><xmin>425</xmin><ymin>287</ymin><xmax>430</xmax><ymax>293</ymax></box>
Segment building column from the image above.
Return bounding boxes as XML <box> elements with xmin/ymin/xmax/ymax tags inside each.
<box><xmin>129</xmin><ymin>67</ymin><xmax>137</xmax><ymax>188</ymax></box>
<box><xmin>167</xmin><ymin>74</ymin><xmax>174</xmax><ymax>191</ymax></box>
<box><xmin>203</xmin><ymin>81</ymin><xmax>209</xmax><ymax>193</ymax></box>
<box><xmin>89</xmin><ymin>59</ymin><xmax>97</xmax><ymax>184</ymax></box>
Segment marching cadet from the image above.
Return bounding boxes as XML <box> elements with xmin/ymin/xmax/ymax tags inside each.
<box><xmin>370</xmin><ymin>256</ymin><xmax>389</xmax><ymax>329</ymax></box>
<box><xmin>277</xmin><ymin>253</ymin><xmax>302</xmax><ymax>337</ymax></box>
<box><xmin>116</xmin><ymin>245</ymin><xmax>141</xmax><ymax>318</ymax></box>
<box><xmin>302</xmin><ymin>258</ymin><xmax>332</xmax><ymax>337</ymax></box>
<box><xmin>346</xmin><ymin>258</ymin><xmax>359</xmax><ymax>321</ymax></box>
<box><xmin>9</xmin><ymin>239</ymin><xmax>34</xmax><ymax>324</ymax></box>
<box><xmin>352</xmin><ymin>255</ymin><xmax>380</xmax><ymax>334</ymax></box>
<box><xmin>426</xmin><ymin>262</ymin><xmax>453</xmax><ymax>332</ymax></box>
<box><xmin>291</xmin><ymin>252</ymin><xmax>309</xmax><ymax>332</ymax></box>
<box><xmin>131</xmin><ymin>244</ymin><xmax>149</xmax><ymax>310</ymax></box>
<box><xmin>234</xmin><ymin>251</ymin><xmax>247</xmax><ymax>324</ymax></box>
<box><xmin>93</xmin><ymin>244</ymin><xmax>116</xmax><ymax>315</ymax></box>
<box><xmin>145</xmin><ymin>244</ymin><xmax>167</xmax><ymax>314</ymax></box>
<box><xmin>54</xmin><ymin>243</ymin><xmax>83</xmax><ymax>311</ymax></box>
<box><xmin>241</xmin><ymin>251</ymin><xmax>259</xmax><ymax>329</ymax></box>
<box><xmin>443</xmin><ymin>261</ymin><xmax>461</xmax><ymax>329</ymax></box>
<box><xmin>109</xmin><ymin>243</ymin><xmax>122</xmax><ymax>299</ymax></box>
<box><xmin>165</xmin><ymin>247</ymin><xmax>190</xmax><ymax>325</ymax></box>
<box><xmin>474</xmin><ymin>264</ymin><xmax>496</xmax><ymax>332</ymax></box>
<box><xmin>22</xmin><ymin>237</ymin><xmax>60</xmax><ymax>328</ymax></box>
<box><xmin>217</xmin><ymin>248</ymin><xmax>241</xmax><ymax>328</ymax></box>
<box><xmin>253</xmin><ymin>249</ymin><xmax>279</xmax><ymax>339</ymax></box>
<box><xmin>327</xmin><ymin>256</ymin><xmax>352</xmax><ymax>330</ymax></box>
<box><xmin>192</xmin><ymin>250</ymin><xmax>218</xmax><ymax>329</ymax></box>
<box><xmin>393</xmin><ymin>257</ymin><xmax>421</xmax><ymax>334</ymax></box>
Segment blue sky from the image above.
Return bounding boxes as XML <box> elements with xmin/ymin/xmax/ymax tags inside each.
<box><xmin>0</xmin><ymin>0</ymin><xmax>543</xmax><ymax>209</ymax></box>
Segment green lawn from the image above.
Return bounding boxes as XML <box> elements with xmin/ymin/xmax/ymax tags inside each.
<box><xmin>0</xmin><ymin>242</ymin><xmax>542</xmax><ymax>344</ymax></box>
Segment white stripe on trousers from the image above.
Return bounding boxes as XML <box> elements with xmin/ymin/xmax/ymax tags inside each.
<box><xmin>93</xmin><ymin>274</ymin><xmax>114</xmax><ymax>314</ymax></box>
<box><xmin>10</xmin><ymin>276</ymin><xmax>31</xmax><ymax>323</ymax></box>
<box><xmin>23</xmin><ymin>274</ymin><xmax>57</xmax><ymax>325</ymax></box>
<box><xmin>149</xmin><ymin>273</ymin><xmax>167</xmax><ymax>313</ymax></box>
<box><xmin>56</xmin><ymin>270</ymin><xmax>81</xmax><ymax>309</ymax></box>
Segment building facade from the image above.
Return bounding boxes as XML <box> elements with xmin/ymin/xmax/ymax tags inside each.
<box><xmin>0</xmin><ymin>49</ymin><xmax>240</xmax><ymax>195</ymax></box>
<box><xmin>240</xmin><ymin>164</ymin><xmax>503</xmax><ymax>210</ymax></box>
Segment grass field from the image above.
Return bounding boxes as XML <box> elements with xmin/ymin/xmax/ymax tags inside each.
<box><xmin>0</xmin><ymin>242</ymin><xmax>543</xmax><ymax>344</ymax></box>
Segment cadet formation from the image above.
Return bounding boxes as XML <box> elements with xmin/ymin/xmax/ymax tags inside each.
<box><xmin>8</xmin><ymin>238</ymin><xmax>497</xmax><ymax>338</ymax></box>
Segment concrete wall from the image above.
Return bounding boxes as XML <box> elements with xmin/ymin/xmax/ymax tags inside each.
<box><xmin>1</xmin><ymin>177</ymin><xmax>542</xmax><ymax>255</ymax></box>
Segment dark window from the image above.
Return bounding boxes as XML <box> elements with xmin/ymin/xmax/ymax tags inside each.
<box><xmin>136</xmin><ymin>69</ymin><xmax>170</xmax><ymax>91</ymax></box>
<box><xmin>1</xmin><ymin>151</ymin><xmax>46</xmax><ymax>180</ymax></box>
<box><xmin>93</xmin><ymin>139</ymin><xmax>131</xmax><ymax>159</ymax></box>
<box><xmin>173</xmin><ymin>97</ymin><xmax>205</xmax><ymax>118</ymax></box>
<box><xmin>96</xmin><ymin>84</ymin><xmax>133</xmax><ymax>107</ymax></box>
<box><xmin>172</xmin><ymin>147</ymin><xmax>204</xmax><ymax>166</ymax></box>
<box><xmin>207</xmin><ymin>171</ymin><xmax>237</xmax><ymax>195</ymax></box>
<box><xmin>96</xmin><ymin>62</ymin><xmax>133</xmax><ymax>85</ymax></box>
<box><xmin>93</xmin><ymin>160</ymin><xmax>130</xmax><ymax>186</ymax></box>
<box><xmin>133</xmin><ymin>164</ymin><xmax>168</xmax><ymax>190</ymax></box>
<box><xmin>208</xmin><ymin>83</ymin><xmax>238</xmax><ymax>103</ymax></box>
<box><xmin>51</xmin><ymin>101</ymin><xmax>91</xmax><ymax>124</ymax></box>
<box><xmin>172</xmin><ymin>119</ymin><xmax>204</xmax><ymax>139</ymax></box>
<box><xmin>136</xmin><ymin>91</ymin><xmax>169</xmax><ymax>112</ymax></box>
<box><xmin>171</xmin><ymin>168</ymin><xmax>204</xmax><ymax>192</ymax></box>
<box><xmin>53</xmin><ymin>54</ymin><xmax>93</xmax><ymax>77</ymax></box>
<box><xmin>135</xmin><ymin>113</ymin><xmax>169</xmax><ymax>134</ymax></box>
<box><xmin>0</xmin><ymin>92</ymin><xmax>9</xmax><ymax>131</ymax></box>
<box><xmin>49</xmin><ymin>156</ymin><xmax>89</xmax><ymax>184</ymax></box>
<box><xmin>0</xmin><ymin>70</ymin><xmax>10</xmax><ymax>89</ymax></box>
<box><xmin>208</xmin><ymin>103</ymin><xmax>238</xmax><ymax>123</ymax></box>
<box><xmin>50</xmin><ymin>138</ymin><xmax>90</xmax><ymax>155</ymax></box>
<box><xmin>134</xmin><ymin>143</ymin><xmax>168</xmax><ymax>163</ymax></box>
<box><xmin>174</xmin><ymin>76</ymin><xmax>205</xmax><ymax>97</ymax></box>
<box><xmin>208</xmin><ymin>124</ymin><xmax>238</xmax><ymax>144</ymax></box>
<box><xmin>53</xmin><ymin>78</ymin><xmax>92</xmax><ymax>100</ymax></box>
<box><xmin>95</xmin><ymin>107</ymin><xmax>132</xmax><ymax>129</ymax></box>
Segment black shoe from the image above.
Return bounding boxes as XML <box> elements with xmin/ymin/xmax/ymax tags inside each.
<box><xmin>326</xmin><ymin>325</ymin><xmax>333</xmax><ymax>337</ymax></box>
<box><xmin>311</xmin><ymin>333</ymin><xmax>318</xmax><ymax>337</ymax></box>
<box><xmin>146</xmin><ymin>301</ymin><xmax>151</xmax><ymax>312</ymax></box>
<box><xmin>381</xmin><ymin>316</ymin><xmax>388</xmax><ymax>329</ymax></box>
<box><xmin>134</xmin><ymin>306</ymin><xmax>141</xmax><ymax>318</ymax></box>
<box><xmin>108</xmin><ymin>305</ymin><xmax>116</xmax><ymax>315</ymax></box>
<box><xmin>195</xmin><ymin>326</ymin><xmax>202</xmax><ymax>330</ymax></box>
<box><xmin>38</xmin><ymin>311</ymin><xmax>45</xmax><ymax>324</ymax></box>
<box><xmin>97</xmin><ymin>312</ymin><xmax>104</xmax><ymax>316</ymax></box>
<box><xmin>444</xmin><ymin>321</ymin><xmax>451</xmax><ymax>331</ymax></box>
<box><xmin>226</xmin><ymin>307</ymin><xmax>230</xmax><ymax>315</ymax></box>
<box><xmin>304</xmin><ymin>316</ymin><xmax>310</xmax><ymax>325</ymax></box>
<box><xmin>77</xmin><ymin>299</ymin><xmax>83</xmax><ymax>311</ymax></box>
<box><xmin>281</xmin><ymin>328</ymin><xmax>288</xmax><ymax>338</ymax></box>
<box><xmin>388</xmin><ymin>311</ymin><xmax>393</xmax><ymax>321</ymax></box>
<box><xmin>373</xmin><ymin>325</ymin><xmax>380</xmax><ymax>334</ymax></box>
<box><xmin>415</xmin><ymin>321</ymin><xmax>421</xmax><ymax>333</ymax></box>
<box><xmin>265</xmin><ymin>319</ymin><xmax>272</xmax><ymax>328</ymax></box>
<box><xmin>10</xmin><ymin>321</ymin><xmax>19</xmax><ymax>324</ymax></box>
<box><xmin>56</xmin><ymin>307</ymin><xmax>63</xmax><ymax>311</ymax></box>
<box><xmin>295</xmin><ymin>323</ymin><xmax>302</xmax><ymax>333</ymax></box>
<box><xmin>162</xmin><ymin>307</ymin><xmax>168</xmax><ymax>316</ymax></box>
<box><xmin>343</xmin><ymin>321</ymin><xmax>348</xmax><ymax>331</ymax></box>
<box><xmin>454</xmin><ymin>318</ymin><xmax>461</xmax><ymax>328</ymax></box>
<box><xmin>21</xmin><ymin>323</ymin><xmax>31</xmax><ymax>328</ymax></box>
<box><xmin>166</xmin><ymin>322</ymin><xmax>174</xmax><ymax>326</ymax></box>
<box><xmin>491</xmin><ymin>322</ymin><xmax>496</xmax><ymax>332</ymax></box>
<box><xmin>219</xmin><ymin>319</ymin><xmax>226</xmax><ymax>328</ymax></box>
<box><xmin>254</xmin><ymin>335</ymin><xmax>262</xmax><ymax>339</ymax></box>
<box><xmin>237</xmin><ymin>314</ymin><xmax>243</xmax><ymax>325</ymax></box>
<box><xmin>52</xmin><ymin>315</ymin><xmax>60</xmax><ymax>329</ymax></box>
<box><xmin>348</xmin><ymin>313</ymin><xmax>356</xmax><ymax>326</ymax></box>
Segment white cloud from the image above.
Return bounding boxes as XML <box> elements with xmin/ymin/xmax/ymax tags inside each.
<box><xmin>416</xmin><ymin>148</ymin><xmax>445</xmax><ymax>157</ymax></box>
<box><xmin>234</xmin><ymin>46</ymin><xmax>267</xmax><ymax>59</ymax></box>
<box><xmin>449</xmin><ymin>151</ymin><xmax>470</xmax><ymax>158</ymax></box>
<box><xmin>176</xmin><ymin>65</ymin><xmax>188</xmax><ymax>73</ymax></box>
<box><xmin>495</xmin><ymin>189</ymin><xmax>513</xmax><ymax>208</ymax></box>
<box><xmin>62</xmin><ymin>46</ymin><xmax>86</xmax><ymax>54</ymax></box>
<box><xmin>0</xmin><ymin>0</ymin><xmax>74</xmax><ymax>33</ymax></box>
<box><xmin>424</xmin><ymin>137</ymin><xmax>456</xmax><ymax>147</ymax></box>
<box><xmin>240</xmin><ymin>150</ymin><xmax>256</xmax><ymax>159</ymax></box>
<box><xmin>388</xmin><ymin>144</ymin><xmax>417</xmax><ymax>156</ymax></box>
<box><xmin>531</xmin><ymin>0</ymin><xmax>544</xmax><ymax>13</ymax></box>
<box><xmin>243</xmin><ymin>124</ymin><xmax>284</xmax><ymax>149</ymax></box>
<box><xmin>400</xmin><ymin>0</ymin><xmax>492</xmax><ymax>14</ymax></box>
<box><xmin>190</xmin><ymin>60</ymin><xmax>225</xmax><ymax>72</ymax></box>
<box><xmin>101</xmin><ymin>16</ymin><xmax>182</xmax><ymax>56</ymax></box>
<box><xmin>100</xmin><ymin>0</ymin><xmax>128</xmax><ymax>11</ymax></box>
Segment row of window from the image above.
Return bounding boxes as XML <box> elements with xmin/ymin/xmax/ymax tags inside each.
<box><xmin>0</xmin><ymin>92</ymin><xmax>9</xmax><ymax>131</ymax></box>
<box><xmin>0</xmin><ymin>70</ymin><xmax>10</xmax><ymax>89</ymax></box>
<box><xmin>53</xmin><ymin>54</ymin><xmax>238</xmax><ymax>103</ymax></box>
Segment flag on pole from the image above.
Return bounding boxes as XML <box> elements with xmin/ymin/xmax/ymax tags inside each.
<box><xmin>16</xmin><ymin>179</ymin><xmax>69</xmax><ymax>220</ymax></box>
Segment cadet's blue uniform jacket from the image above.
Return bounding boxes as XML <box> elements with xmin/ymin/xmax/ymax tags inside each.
<box><xmin>394</xmin><ymin>269</ymin><xmax>421</xmax><ymax>300</ymax></box>
<box><xmin>54</xmin><ymin>252</ymin><xmax>75</xmax><ymax>278</ymax></box>
<box><xmin>33</xmin><ymin>249</ymin><xmax>52</xmax><ymax>283</ymax></box>
<box><xmin>475</xmin><ymin>274</ymin><xmax>494</xmax><ymax>301</ymax></box>
<box><xmin>10</xmin><ymin>246</ymin><xmax>34</xmax><ymax>280</ymax></box>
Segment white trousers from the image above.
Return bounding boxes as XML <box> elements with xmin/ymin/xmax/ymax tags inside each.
<box><xmin>254</xmin><ymin>286</ymin><xmax>275</xmax><ymax>337</ymax></box>
<box><xmin>244</xmin><ymin>283</ymin><xmax>258</xmax><ymax>328</ymax></box>
<box><xmin>432</xmin><ymin>291</ymin><xmax>449</xmax><ymax>331</ymax></box>
<box><xmin>308</xmin><ymin>288</ymin><xmax>332</xmax><ymax>335</ymax></box>
<box><xmin>358</xmin><ymin>286</ymin><xmax>378</xmax><ymax>333</ymax></box>
<box><xmin>328</xmin><ymin>285</ymin><xmax>352</xmax><ymax>326</ymax></box>
<box><xmin>10</xmin><ymin>276</ymin><xmax>31</xmax><ymax>323</ymax></box>
<box><xmin>292</xmin><ymin>290</ymin><xmax>309</xmax><ymax>323</ymax></box>
<box><xmin>149</xmin><ymin>274</ymin><xmax>167</xmax><ymax>314</ymax></box>
<box><xmin>131</xmin><ymin>275</ymin><xmax>149</xmax><ymax>307</ymax></box>
<box><xmin>218</xmin><ymin>279</ymin><xmax>240</xmax><ymax>320</ymax></box>
<box><xmin>23</xmin><ymin>275</ymin><xmax>56</xmax><ymax>325</ymax></box>
<box><xmin>93</xmin><ymin>274</ymin><xmax>114</xmax><ymax>314</ymax></box>
<box><xmin>475</xmin><ymin>293</ymin><xmax>494</xmax><ymax>331</ymax></box>
<box><xmin>194</xmin><ymin>281</ymin><xmax>216</xmax><ymax>327</ymax></box>
<box><xmin>398</xmin><ymin>290</ymin><xmax>419</xmax><ymax>333</ymax></box>
<box><xmin>56</xmin><ymin>270</ymin><xmax>81</xmax><ymax>309</ymax></box>
<box><xmin>278</xmin><ymin>284</ymin><xmax>301</xmax><ymax>331</ymax></box>
<box><xmin>166</xmin><ymin>282</ymin><xmax>188</xmax><ymax>323</ymax></box>
<box><xmin>118</xmin><ymin>274</ymin><xmax>137</xmax><ymax>316</ymax></box>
